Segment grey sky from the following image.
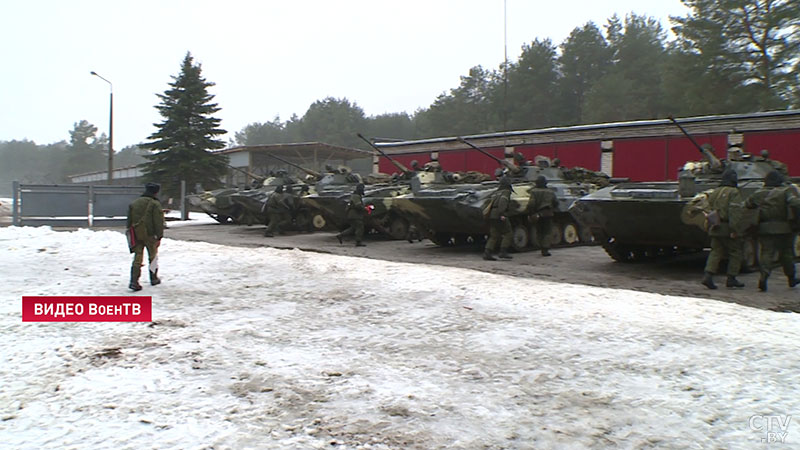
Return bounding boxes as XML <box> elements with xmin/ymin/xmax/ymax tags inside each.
<box><xmin>1</xmin><ymin>0</ymin><xmax>688</xmax><ymax>150</ymax></box>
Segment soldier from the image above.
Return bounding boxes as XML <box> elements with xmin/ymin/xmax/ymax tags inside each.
<box><xmin>745</xmin><ymin>170</ymin><xmax>800</xmax><ymax>291</ymax></box>
<box><xmin>483</xmin><ymin>176</ymin><xmax>514</xmax><ymax>261</ymax></box>
<box><xmin>527</xmin><ymin>176</ymin><xmax>559</xmax><ymax>256</ymax></box>
<box><xmin>264</xmin><ymin>185</ymin><xmax>292</xmax><ymax>237</ymax></box>
<box><xmin>126</xmin><ymin>183</ymin><xmax>164</xmax><ymax>291</ymax></box>
<box><xmin>337</xmin><ymin>183</ymin><xmax>367</xmax><ymax>247</ymax></box>
<box><xmin>701</xmin><ymin>169</ymin><xmax>746</xmax><ymax>289</ymax></box>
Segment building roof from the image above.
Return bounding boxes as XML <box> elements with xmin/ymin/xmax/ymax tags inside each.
<box><xmin>375</xmin><ymin>109</ymin><xmax>800</xmax><ymax>154</ymax></box>
<box><xmin>220</xmin><ymin>142</ymin><xmax>372</xmax><ymax>160</ymax></box>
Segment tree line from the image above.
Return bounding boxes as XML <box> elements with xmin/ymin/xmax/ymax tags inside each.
<box><xmin>2</xmin><ymin>1</ymin><xmax>797</xmax><ymax>196</ymax></box>
<box><xmin>238</xmin><ymin>4</ymin><xmax>800</xmax><ymax>147</ymax></box>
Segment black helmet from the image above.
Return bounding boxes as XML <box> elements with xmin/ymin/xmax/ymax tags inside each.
<box><xmin>355</xmin><ymin>183</ymin><xmax>365</xmax><ymax>195</ymax></box>
<box><xmin>144</xmin><ymin>182</ymin><xmax>160</xmax><ymax>195</ymax></box>
<box><xmin>720</xmin><ymin>169</ymin><xmax>738</xmax><ymax>187</ymax></box>
<box><xmin>275</xmin><ymin>185</ymin><xmax>284</xmax><ymax>193</ymax></box>
<box><xmin>765</xmin><ymin>170</ymin><xmax>784</xmax><ymax>187</ymax></box>
<box><xmin>498</xmin><ymin>176</ymin><xmax>512</xmax><ymax>190</ymax></box>
<box><xmin>535</xmin><ymin>176</ymin><xmax>547</xmax><ymax>188</ymax></box>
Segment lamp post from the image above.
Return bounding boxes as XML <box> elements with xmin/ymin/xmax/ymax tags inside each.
<box><xmin>90</xmin><ymin>71</ymin><xmax>113</xmax><ymax>185</ymax></box>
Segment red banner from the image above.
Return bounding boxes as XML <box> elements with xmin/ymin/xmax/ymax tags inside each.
<box><xmin>22</xmin><ymin>296</ymin><xmax>152</xmax><ymax>322</ymax></box>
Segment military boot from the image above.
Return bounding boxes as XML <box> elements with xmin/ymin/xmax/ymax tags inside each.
<box><xmin>336</xmin><ymin>234</ymin><xmax>343</xmax><ymax>244</ymax></box>
<box><xmin>129</xmin><ymin>266</ymin><xmax>143</xmax><ymax>292</ymax></box>
<box><xmin>483</xmin><ymin>250</ymin><xmax>497</xmax><ymax>261</ymax></box>
<box><xmin>726</xmin><ymin>276</ymin><xmax>745</xmax><ymax>288</ymax></box>
<box><xmin>788</xmin><ymin>277</ymin><xmax>799</xmax><ymax>288</ymax></box>
<box><xmin>541</xmin><ymin>249</ymin><xmax>551</xmax><ymax>257</ymax></box>
<box><xmin>149</xmin><ymin>269</ymin><xmax>161</xmax><ymax>286</ymax></box>
<box><xmin>498</xmin><ymin>251</ymin><xmax>513</xmax><ymax>260</ymax></box>
<box><xmin>701</xmin><ymin>272</ymin><xmax>717</xmax><ymax>290</ymax></box>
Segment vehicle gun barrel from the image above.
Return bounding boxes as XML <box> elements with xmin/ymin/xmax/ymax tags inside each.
<box><xmin>265</xmin><ymin>153</ymin><xmax>323</xmax><ymax>179</ymax></box>
<box><xmin>357</xmin><ymin>133</ymin><xmax>412</xmax><ymax>175</ymax></box>
<box><xmin>457</xmin><ymin>137</ymin><xmax>520</xmax><ymax>174</ymax></box>
<box><xmin>667</xmin><ymin>116</ymin><xmax>722</xmax><ymax>169</ymax></box>
<box><xmin>227</xmin><ymin>164</ymin><xmax>266</xmax><ymax>183</ymax></box>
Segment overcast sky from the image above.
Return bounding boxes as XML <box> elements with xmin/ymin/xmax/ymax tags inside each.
<box><xmin>2</xmin><ymin>0</ymin><xmax>689</xmax><ymax>150</ymax></box>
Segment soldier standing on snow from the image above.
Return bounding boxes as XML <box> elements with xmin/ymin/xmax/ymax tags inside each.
<box><xmin>126</xmin><ymin>183</ymin><xmax>164</xmax><ymax>291</ymax></box>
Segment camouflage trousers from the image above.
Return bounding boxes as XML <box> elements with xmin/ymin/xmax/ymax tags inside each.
<box><xmin>535</xmin><ymin>217</ymin><xmax>555</xmax><ymax>250</ymax></box>
<box><xmin>758</xmin><ymin>234</ymin><xmax>796</xmax><ymax>279</ymax></box>
<box><xmin>340</xmin><ymin>219</ymin><xmax>365</xmax><ymax>243</ymax></box>
<box><xmin>485</xmin><ymin>219</ymin><xmax>512</xmax><ymax>254</ymax></box>
<box><xmin>704</xmin><ymin>235</ymin><xmax>743</xmax><ymax>276</ymax></box>
<box><xmin>132</xmin><ymin>239</ymin><xmax>159</xmax><ymax>281</ymax></box>
<box><xmin>266</xmin><ymin>212</ymin><xmax>291</xmax><ymax>234</ymax></box>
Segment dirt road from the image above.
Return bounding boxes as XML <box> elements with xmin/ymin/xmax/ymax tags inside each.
<box><xmin>165</xmin><ymin>222</ymin><xmax>800</xmax><ymax>313</ymax></box>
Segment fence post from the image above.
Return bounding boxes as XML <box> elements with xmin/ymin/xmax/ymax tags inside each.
<box><xmin>12</xmin><ymin>181</ymin><xmax>19</xmax><ymax>226</ymax></box>
<box><xmin>180</xmin><ymin>179</ymin><xmax>188</xmax><ymax>220</ymax></box>
<box><xmin>88</xmin><ymin>185</ymin><xmax>94</xmax><ymax>227</ymax></box>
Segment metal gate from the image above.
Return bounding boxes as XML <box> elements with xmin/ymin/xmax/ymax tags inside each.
<box><xmin>11</xmin><ymin>182</ymin><xmax>145</xmax><ymax>227</ymax></box>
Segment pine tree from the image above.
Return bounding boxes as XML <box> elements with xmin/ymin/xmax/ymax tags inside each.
<box><xmin>141</xmin><ymin>52</ymin><xmax>228</xmax><ymax>199</ymax></box>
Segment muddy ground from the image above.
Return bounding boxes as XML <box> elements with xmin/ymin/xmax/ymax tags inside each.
<box><xmin>165</xmin><ymin>222</ymin><xmax>800</xmax><ymax>314</ymax></box>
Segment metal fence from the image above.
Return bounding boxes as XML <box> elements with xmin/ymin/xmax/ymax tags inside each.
<box><xmin>11</xmin><ymin>182</ymin><xmax>145</xmax><ymax>227</ymax></box>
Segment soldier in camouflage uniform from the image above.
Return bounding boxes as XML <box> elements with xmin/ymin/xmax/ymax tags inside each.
<box><xmin>483</xmin><ymin>177</ymin><xmax>514</xmax><ymax>261</ymax></box>
<box><xmin>527</xmin><ymin>176</ymin><xmax>559</xmax><ymax>256</ymax></box>
<box><xmin>701</xmin><ymin>170</ymin><xmax>745</xmax><ymax>289</ymax></box>
<box><xmin>337</xmin><ymin>183</ymin><xmax>367</xmax><ymax>247</ymax></box>
<box><xmin>745</xmin><ymin>170</ymin><xmax>800</xmax><ymax>292</ymax></box>
<box><xmin>264</xmin><ymin>185</ymin><xmax>292</xmax><ymax>237</ymax></box>
<box><xmin>126</xmin><ymin>183</ymin><xmax>165</xmax><ymax>291</ymax></box>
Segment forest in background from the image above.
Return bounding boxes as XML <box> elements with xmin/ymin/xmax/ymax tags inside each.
<box><xmin>2</xmin><ymin>1</ymin><xmax>798</xmax><ymax>193</ymax></box>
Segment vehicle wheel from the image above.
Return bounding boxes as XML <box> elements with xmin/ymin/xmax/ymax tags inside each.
<box><xmin>551</xmin><ymin>225</ymin><xmax>563</xmax><ymax>246</ymax></box>
<box><xmin>511</xmin><ymin>222</ymin><xmax>529</xmax><ymax>251</ymax></box>
<box><xmin>578</xmin><ymin>224</ymin><xmax>594</xmax><ymax>244</ymax></box>
<box><xmin>794</xmin><ymin>234</ymin><xmax>800</xmax><ymax>259</ymax></box>
<box><xmin>602</xmin><ymin>241</ymin><xmax>635</xmax><ymax>262</ymax></box>
<box><xmin>388</xmin><ymin>216</ymin><xmax>410</xmax><ymax>240</ymax></box>
<box><xmin>562</xmin><ymin>221</ymin><xmax>580</xmax><ymax>245</ymax></box>
<box><xmin>312</xmin><ymin>214</ymin><xmax>327</xmax><ymax>230</ymax></box>
<box><xmin>294</xmin><ymin>211</ymin><xmax>313</xmax><ymax>231</ymax></box>
<box><xmin>431</xmin><ymin>232</ymin><xmax>455</xmax><ymax>246</ymax></box>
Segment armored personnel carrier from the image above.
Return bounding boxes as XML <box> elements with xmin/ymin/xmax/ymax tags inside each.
<box><xmin>186</xmin><ymin>164</ymin><xmax>271</xmax><ymax>224</ymax></box>
<box><xmin>301</xmin><ymin>135</ymin><xmax>414</xmax><ymax>239</ymax></box>
<box><xmin>569</xmin><ymin>117</ymin><xmax>787</xmax><ymax>262</ymax></box>
<box><xmin>186</xmin><ymin>187</ymin><xmax>246</xmax><ymax>224</ymax></box>
<box><xmin>228</xmin><ymin>169</ymin><xmax>315</xmax><ymax>230</ymax></box>
<box><xmin>390</xmin><ymin>138</ymin><xmax>607</xmax><ymax>250</ymax></box>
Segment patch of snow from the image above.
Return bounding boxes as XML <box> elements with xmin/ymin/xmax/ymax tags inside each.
<box><xmin>1</xmin><ymin>226</ymin><xmax>798</xmax><ymax>448</ymax></box>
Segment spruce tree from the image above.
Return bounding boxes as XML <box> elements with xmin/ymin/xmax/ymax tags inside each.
<box><xmin>141</xmin><ymin>52</ymin><xmax>228</xmax><ymax>199</ymax></box>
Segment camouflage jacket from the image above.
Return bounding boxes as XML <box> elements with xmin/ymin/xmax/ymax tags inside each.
<box><xmin>527</xmin><ymin>188</ymin><xmax>558</xmax><ymax>215</ymax></box>
<box><xmin>488</xmin><ymin>189</ymin><xmax>511</xmax><ymax>220</ymax></box>
<box><xmin>706</xmin><ymin>186</ymin><xmax>743</xmax><ymax>237</ymax></box>
<box><xmin>346</xmin><ymin>193</ymin><xmax>365</xmax><ymax>220</ymax></box>
<box><xmin>126</xmin><ymin>194</ymin><xmax>164</xmax><ymax>241</ymax></box>
<box><xmin>746</xmin><ymin>186</ymin><xmax>800</xmax><ymax>234</ymax></box>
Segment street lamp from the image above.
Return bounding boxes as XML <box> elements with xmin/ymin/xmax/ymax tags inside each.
<box><xmin>90</xmin><ymin>71</ymin><xmax>113</xmax><ymax>185</ymax></box>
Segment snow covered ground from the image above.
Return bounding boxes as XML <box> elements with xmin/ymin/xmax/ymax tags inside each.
<box><xmin>1</xmin><ymin>225</ymin><xmax>799</xmax><ymax>449</ymax></box>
